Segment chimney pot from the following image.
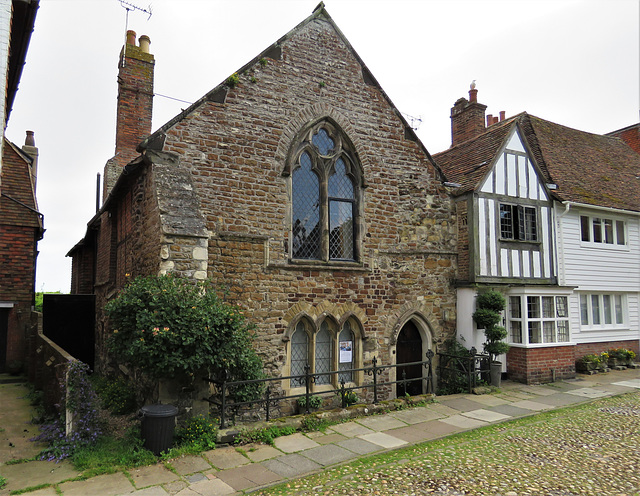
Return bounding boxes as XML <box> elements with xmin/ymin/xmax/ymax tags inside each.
<box><xmin>493</xmin><ymin>116</ymin><xmax>499</xmax><ymax>124</ymax></box>
<box><xmin>139</xmin><ymin>35</ymin><xmax>151</xmax><ymax>53</ymax></box>
<box><xmin>487</xmin><ymin>114</ymin><xmax>493</xmax><ymax>127</ymax></box>
<box><xmin>499</xmin><ymin>111</ymin><xmax>506</xmax><ymax>121</ymax></box>
<box><xmin>25</xmin><ymin>130</ymin><xmax>35</xmax><ymax>146</ymax></box>
<box><xmin>469</xmin><ymin>88</ymin><xmax>478</xmax><ymax>103</ymax></box>
<box><xmin>126</xmin><ymin>30</ymin><xmax>137</xmax><ymax>46</ymax></box>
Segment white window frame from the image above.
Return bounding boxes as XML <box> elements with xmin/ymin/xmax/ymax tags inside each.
<box><xmin>579</xmin><ymin>293</ymin><xmax>627</xmax><ymax>330</ymax></box>
<box><xmin>580</xmin><ymin>214</ymin><xmax>627</xmax><ymax>249</ymax></box>
<box><xmin>507</xmin><ymin>289</ymin><xmax>572</xmax><ymax>347</ymax></box>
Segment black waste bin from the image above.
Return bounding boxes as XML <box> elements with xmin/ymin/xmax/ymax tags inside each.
<box><xmin>140</xmin><ymin>404</ymin><xmax>178</xmax><ymax>455</ymax></box>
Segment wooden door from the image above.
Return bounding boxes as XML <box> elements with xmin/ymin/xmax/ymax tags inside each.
<box><xmin>396</xmin><ymin>321</ymin><xmax>422</xmax><ymax>397</ymax></box>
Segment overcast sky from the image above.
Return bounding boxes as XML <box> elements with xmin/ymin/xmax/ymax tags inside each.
<box><xmin>6</xmin><ymin>0</ymin><xmax>639</xmax><ymax>292</ymax></box>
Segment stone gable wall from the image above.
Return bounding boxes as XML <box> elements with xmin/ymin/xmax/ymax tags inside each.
<box><xmin>153</xmin><ymin>18</ymin><xmax>458</xmax><ymax>393</ymax></box>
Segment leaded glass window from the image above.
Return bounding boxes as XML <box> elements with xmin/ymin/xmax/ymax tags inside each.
<box><xmin>291</xmin><ymin>322</ymin><xmax>308</xmax><ymax>379</ymax></box>
<box><xmin>290</xmin><ymin>122</ymin><xmax>359</xmax><ymax>262</ymax></box>
<box><xmin>292</xmin><ymin>153</ymin><xmax>321</xmax><ymax>259</ymax></box>
<box><xmin>315</xmin><ymin>322</ymin><xmax>332</xmax><ymax>385</ymax></box>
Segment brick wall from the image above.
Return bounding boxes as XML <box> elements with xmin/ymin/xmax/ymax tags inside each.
<box><xmin>576</xmin><ymin>340</ymin><xmax>640</xmax><ymax>358</ymax></box>
<box><xmin>507</xmin><ymin>345</ymin><xmax>576</xmax><ymax>384</ymax></box>
<box><xmin>607</xmin><ymin>125</ymin><xmax>640</xmax><ymax>155</ymax></box>
<box><xmin>0</xmin><ymin>139</ymin><xmax>40</xmax><ymax>371</ymax></box>
<box><xmin>456</xmin><ymin>198</ymin><xmax>469</xmax><ymax>281</ymax></box>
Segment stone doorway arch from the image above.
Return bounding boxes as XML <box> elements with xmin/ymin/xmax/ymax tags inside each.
<box><xmin>392</xmin><ymin>313</ymin><xmax>434</xmax><ymax>397</ymax></box>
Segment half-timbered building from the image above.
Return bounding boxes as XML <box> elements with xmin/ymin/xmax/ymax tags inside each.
<box><xmin>435</xmin><ymin>86</ymin><xmax>640</xmax><ymax>383</ymax></box>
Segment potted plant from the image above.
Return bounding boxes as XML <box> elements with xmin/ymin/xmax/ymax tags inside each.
<box><xmin>577</xmin><ymin>354</ymin><xmax>600</xmax><ymax>373</ymax></box>
<box><xmin>473</xmin><ymin>291</ymin><xmax>509</xmax><ymax>387</ymax></box>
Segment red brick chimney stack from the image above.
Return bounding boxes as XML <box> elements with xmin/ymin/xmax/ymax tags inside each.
<box><xmin>103</xmin><ymin>30</ymin><xmax>155</xmax><ymax>200</ymax></box>
<box><xmin>450</xmin><ymin>82</ymin><xmax>487</xmax><ymax>147</ymax></box>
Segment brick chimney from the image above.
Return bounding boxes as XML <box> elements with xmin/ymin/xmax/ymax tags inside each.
<box><xmin>22</xmin><ymin>130</ymin><xmax>38</xmax><ymax>191</ymax></box>
<box><xmin>103</xmin><ymin>30</ymin><xmax>155</xmax><ymax>200</ymax></box>
<box><xmin>450</xmin><ymin>82</ymin><xmax>487</xmax><ymax>147</ymax></box>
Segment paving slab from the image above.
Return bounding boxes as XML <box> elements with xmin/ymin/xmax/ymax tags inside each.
<box><xmin>565</xmin><ymin>388</ymin><xmax>610</xmax><ymax>399</ymax></box>
<box><xmin>130</xmin><ymin>463</ymin><xmax>180</xmax><ymax>488</ymax></box>
<box><xmin>532</xmin><ymin>393</ymin><xmax>590</xmax><ymax>407</ymax></box>
<box><xmin>244</xmin><ymin>444</ymin><xmax>281</xmax><ymax>462</ymax></box>
<box><xmin>174</xmin><ymin>477</ymin><xmax>236</xmax><ymax>496</ymax></box>
<box><xmin>461</xmin><ymin>409</ymin><xmax>511</xmax><ymax>423</ymax></box>
<box><xmin>299</xmin><ymin>444</ymin><xmax>357</xmax><ymax>466</ymax></box>
<box><xmin>487</xmin><ymin>404</ymin><xmax>539</xmax><ymax>418</ymax></box>
<box><xmin>418</xmin><ymin>419</ymin><xmax>465</xmax><ymax>438</ymax></box>
<box><xmin>328</xmin><ymin>422</ymin><xmax>374</xmax><ymax>438</ymax></box>
<box><xmin>509</xmin><ymin>399</ymin><xmax>554</xmax><ymax>411</ymax></box>
<box><xmin>203</xmin><ymin>446</ymin><xmax>250</xmax><ymax>470</ymax></box>
<box><xmin>0</xmin><ymin>460</ymin><xmax>81</xmax><ymax>493</ymax></box>
<box><xmin>390</xmin><ymin>407</ymin><xmax>445</xmax><ymax>424</ymax></box>
<box><xmin>261</xmin><ymin>453</ymin><xmax>322</xmax><ymax>478</ymax></box>
<box><xmin>57</xmin><ymin>472</ymin><xmax>134</xmax><ymax>496</ymax></box>
<box><xmin>309</xmin><ymin>432</ymin><xmax>348</xmax><ymax>445</ymax></box>
<box><xmin>356</xmin><ymin>415</ymin><xmax>406</xmax><ymax>431</ymax></box>
<box><xmin>5</xmin><ymin>488</ymin><xmax>56</xmax><ymax>496</ymax></box>
<box><xmin>461</xmin><ymin>394</ymin><xmax>510</xmax><ymax>407</ymax></box>
<box><xmin>169</xmin><ymin>455</ymin><xmax>213</xmax><ymax>475</ymax></box>
<box><xmin>437</xmin><ymin>397</ymin><xmax>487</xmax><ymax>413</ymax></box>
<box><xmin>613</xmin><ymin>379</ymin><xmax>640</xmax><ymax>389</ymax></box>
<box><xmin>439</xmin><ymin>414</ymin><xmax>488</xmax><ymax>430</ymax></box>
<box><xmin>427</xmin><ymin>403</ymin><xmax>463</xmax><ymax>417</ymax></box>
<box><xmin>386</xmin><ymin>424</ymin><xmax>443</xmax><ymax>444</ymax></box>
<box><xmin>215</xmin><ymin>463</ymin><xmax>282</xmax><ymax>491</ymax></box>
<box><xmin>516</xmin><ymin>385</ymin><xmax>559</xmax><ymax>396</ymax></box>
<box><xmin>131</xmin><ymin>486</ymin><xmax>170</xmax><ymax>495</ymax></box>
<box><xmin>273</xmin><ymin>432</ymin><xmax>319</xmax><ymax>453</ymax></box>
<box><xmin>358</xmin><ymin>432</ymin><xmax>408</xmax><ymax>449</ymax></box>
<box><xmin>495</xmin><ymin>390</ymin><xmax>537</xmax><ymax>401</ymax></box>
<box><xmin>336</xmin><ymin>437</ymin><xmax>383</xmax><ymax>455</ymax></box>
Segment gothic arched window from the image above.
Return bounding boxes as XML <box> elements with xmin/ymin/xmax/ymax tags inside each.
<box><xmin>291</xmin><ymin>122</ymin><xmax>360</xmax><ymax>262</ymax></box>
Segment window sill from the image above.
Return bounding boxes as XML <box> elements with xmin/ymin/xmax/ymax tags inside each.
<box><xmin>508</xmin><ymin>342</ymin><xmax>575</xmax><ymax>348</ymax></box>
<box><xmin>579</xmin><ymin>242</ymin><xmax>629</xmax><ymax>252</ymax></box>
<box><xmin>270</xmin><ymin>260</ymin><xmax>369</xmax><ymax>272</ymax></box>
<box><xmin>579</xmin><ymin>326</ymin><xmax>630</xmax><ymax>333</ymax></box>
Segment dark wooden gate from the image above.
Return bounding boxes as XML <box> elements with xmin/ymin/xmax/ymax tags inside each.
<box><xmin>43</xmin><ymin>294</ymin><xmax>95</xmax><ymax>368</ymax></box>
<box><xmin>396</xmin><ymin>320</ymin><xmax>423</xmax><ymax>396</ymax></box>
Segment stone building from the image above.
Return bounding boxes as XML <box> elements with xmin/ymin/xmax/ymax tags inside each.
<box><xmin>69</xmin><ymin>4</ymin><xmax>458</xmax><ymax>399</ymax></box>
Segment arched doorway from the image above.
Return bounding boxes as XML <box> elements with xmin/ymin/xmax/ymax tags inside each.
<box><xmin>396</xmin><ymin>320</ymin><xmax>423</xmax><ymax>397</ymax></box>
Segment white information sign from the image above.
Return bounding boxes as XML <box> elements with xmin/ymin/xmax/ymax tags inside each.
<box><xmin>339</xmin><ymin>341</ymin><xmax>353</xmax><ymax>363</ymax></box>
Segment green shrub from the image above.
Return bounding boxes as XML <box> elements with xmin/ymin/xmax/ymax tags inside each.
<box><xmin>235</xmin><ymin>425</ymin><xmax>296</xmax><ymax>445</ymax></box>
<box><xmin>105</xmin><ymin>275</ymin><xmax>265</xmax><ymax>402</ymax></box>
<box><xmin>473</xmin><ymin>290</ymin><xmax>509</xmax><ymax>362</ymax></box>
<box><xmin>174</xmin><ymin>415</ymin><xmax>218</xmax><ymax>451</ymax></box>
<box><xmin>92</xmin><ymin>375</ymin><xmax>137</xmax><ymax>415</ymax></box>
<box><xmin>297</xmin><ymin>395</ymin><xmax>322</xmax><ymax>409</ymax></box>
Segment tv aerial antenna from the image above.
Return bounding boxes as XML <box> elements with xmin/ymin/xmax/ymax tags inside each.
<box><xmin>402</xmin><ymin>112</ymin><xmax>423</xmax><ymax>131</ymax></box>
<box><xmin>118</xmin><ymin>0</ymin><xmax>152</xmax><ymax>66</ymax></box>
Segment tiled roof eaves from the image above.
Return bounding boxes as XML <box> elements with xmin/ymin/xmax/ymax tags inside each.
<box><xmin>432</xmin><ymin>117</ymin><xmax>519</xmax><ymax>195</ymax></box>
<box><xmin>526</xmin><ymin>116</ymin><xmax>640</xmax><ymax>212</ymax></box>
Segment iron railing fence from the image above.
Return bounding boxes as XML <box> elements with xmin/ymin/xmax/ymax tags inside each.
<box><xmin>436</xmin><ymin>347</ymin><xmax>490</xmax><ymax>394</ymax></box>
<box><xmin>205</xmin><ymin>351</ymin><xmax>435</xmax><ymax>428</ymax></box>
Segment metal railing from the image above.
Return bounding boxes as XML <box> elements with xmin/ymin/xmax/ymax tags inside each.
<box><xmin>436</xmin><ymin>347</ymin><xmax>489</xmax><ymax>394</ymax></box>
<box><xmin>205</xmin><ymin>351</ymin><xmax>435</xmax><ymax>428</ymax></box>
